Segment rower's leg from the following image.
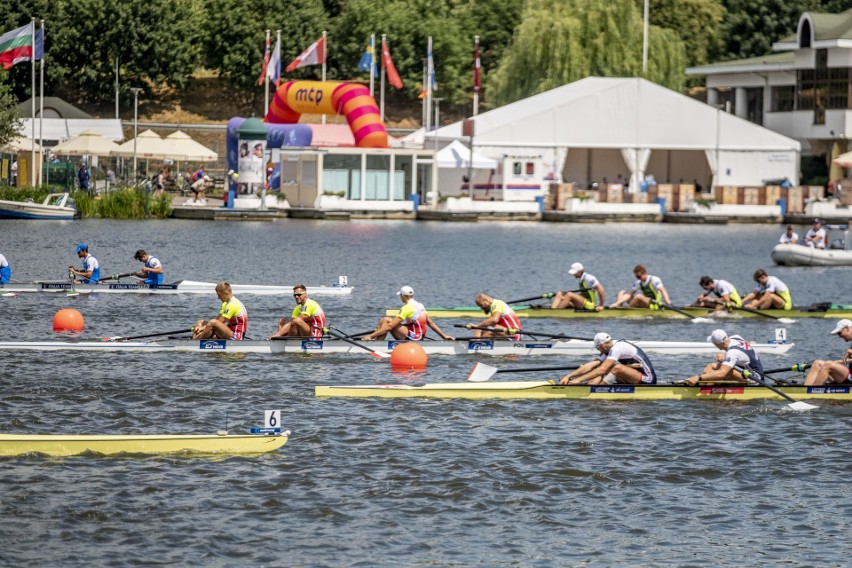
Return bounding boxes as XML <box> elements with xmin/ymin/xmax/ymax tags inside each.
<box><xmin>611</xmin><ymin>365</ymin><xmax>644</xmax><ymax>384</ymax></box>
<box><xmin>629</xmin><ymin>295</ymin><xmax>651</xmax><ymax>308</ymax></box>
<box><xmin>389</xmin><ymin>324</ymin><xmax>410</xmax><ymax>340</ymax></box>
<box><xmin>804</xmin><ymin>360</ymin><xmax>833</xmax><ymax>385</ymax></box>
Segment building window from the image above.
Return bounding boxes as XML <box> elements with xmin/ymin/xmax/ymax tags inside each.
<box><xmin>746</xmin><ymin>87</ymin><xmax>763</xmax><ymax>124</ymax></box>
<box><xmin>797</xmin><ymin>48</ymin><xmax>850</xmax><ymax>123</ymax></box>
<box><xmin>772</xmin><ymin>86</ymin><xmax>795</xmax><ymax>112</ymax></box>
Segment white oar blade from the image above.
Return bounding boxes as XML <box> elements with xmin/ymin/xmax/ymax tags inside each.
<box><xmin>467</xmin><ymin>362</ymin><xmax>498</xmax><ymax>382</ymax></box>
<box><xmin>692</xmin><ymin>317</ymin><xmax>714</xmax><ymax>324</ymax></box>
<box><xmin>787</xmin><ymin>401</ymin><xmax>818</xmax><ymax>411</ymax></box>
<box><xmin>778</xmin><ymin>318</ymin><xmax>797</xmax><ymax>324</ymax></box>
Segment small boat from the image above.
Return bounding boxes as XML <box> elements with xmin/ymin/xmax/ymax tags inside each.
<box><xmin>0</xmin><ymin>192</ymin><xmax>78</xmax><ymax>220</ymax></box>
<box><xmin>771</xmin><ymin>225</ymin><xmax>852</xmax><ymax>266</ymax></box>
<box><xmin>0</xmin><ymin>337</ymin><xmax>793</xmax><ymax>356</ymax></box>
<box><xmin>315</xmin><ymin>381</ymin><xmax>850</xmax><ymax>401</ymax></box>
<box><xmin>0</xmin><ymin>430</ymin><xmax>290</xmax><ymax>457</ymax></box>
<box><xmin>405</xmin><ymin>304</ymin><xmax>852</xmax><ymax>319</ymax></box>
<box><xmin>0</xmin><ymin>277</ymin><xmax>353</xmax><ymax>296</ymax></box>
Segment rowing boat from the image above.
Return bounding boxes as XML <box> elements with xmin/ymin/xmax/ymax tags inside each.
<box><xmin>0</xmin><ymin>430</ymin><xmax>290</xmax><ymax>457</ymax></box>
<box><xmin>315</xmin><ymin>382</ymin><xmax>850</xmax><ymax>401</ymax></box>
<box><xmin>398</xmin><ymin>304</ymin><xmax>852</xmax><ymax>319</ymax></box>
<box><xmin>0</xmin><ymin>338</ymin><xmax>793</xmax><ymax>355</ymax></box>
<box><xmin>0</xmin><ymin>278</ymin><xmax>352</xmax><ymax>296</ymax></box>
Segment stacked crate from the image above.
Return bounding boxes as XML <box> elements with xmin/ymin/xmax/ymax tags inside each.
<box><xmin>675</xmin><ymin>184</ymin><xmax>695</xmax><ymax>211</ymax></box>
<box><xmin>715</xmin><ymin>186</ymin><xmax>739</xmax><ymax>205</ymax></box>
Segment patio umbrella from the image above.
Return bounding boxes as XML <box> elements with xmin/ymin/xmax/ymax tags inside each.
<box><xmin>111</xmin><ymin>130</ymin><xmax>171</xmax><ymax>160</ymax></box>
<box><xmin>52</xmin><ymin>129</ymin><xmax>121</xmax><ymax>156</ymax></box>
<box><xmin>829</xmin><ymin>142</ymin><xmax>844</xmax><ymax>182</ymax></box>
<box><xmin>0</xmin><ymin>136</ymin><xmax>40</xmax><ymax>152</ymax></box>
<box><xmin>161</xmin><ymin>131</ymin><xmax>218</xmax><ymax>162</ymax></box>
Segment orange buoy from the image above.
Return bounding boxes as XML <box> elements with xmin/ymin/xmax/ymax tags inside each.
<box><xmin>53</xmin><ymin>308</ymin><xmax>85</xmax><ymax>332</ymax></box>
<box><xmin>390</xmin><ymin>341</ymin><xmax>428</xmax><ymax>369</ymax></box>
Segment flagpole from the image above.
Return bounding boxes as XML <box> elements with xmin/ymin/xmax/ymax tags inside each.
<box><xmin>380</xmin><ymin>34</ymin><xmax>386</xmax><ymax>121</ymax></box>
<box><xmin>30</xmin><ymin>18</ymin><xmax>36</xmax><ymax>186</ymax></box>
<box><xmin>322</xmin><ymin>30</ymin><xmax>327</xmax><ymax>125</ymax></box>
<box><xmin>263</xmin><ymin>29</ymin><xmax>270</xmax><ymax>113</ymax></box>
<box><xmin>421</xmin><ymin>58</ymin><xmax>427</xmax><ymax>130</ymax></box>
<box><xmin>473</xmin><ymin>36</ymin><xmax>480</xmax><ymax>117</ymax></box>
<box><xmin>38</xmin><ymin>19</ymin><xmax>45</xmax><ymax>186</ymax></box>
<box><xmin>369</xmin><ymin>34</ymin><xmax>375</xmax><ymax>97</ymax></box>
<box><xmin>425</xmin><ymin>36</ymin><xmax>433</xmax><ymax>132</ymax></box>
<box><xmin>115</xmin><ymin>56</ymin><xmax>119</xmax><ymax>118</ymax></box>
<box><xmin>642</xmin><ymin>0</ymin><xmax>649</xmax><ymax>74</ymax></box>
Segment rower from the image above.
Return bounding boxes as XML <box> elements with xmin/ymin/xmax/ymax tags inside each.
<box><xmin>465</xmin><ymin>292</ymin><xmax>522</xmax><ymax>340</ymax></box>
<box><xmin>551</xmin><ymin>262</ymin><xmax>605</xmax><ymax>311</ymax></box>
<box><xmin>271</xmin><ymin>284</ymin><xmax>326</xmax><ymax>339</ymax></box>
<box><xmin>608</xmin><ymin>264</ymin><xmax>672</xmax><ymax>309</ymax></box>
<box><xmin>681</xmin><ymin>329</ymin><xmax>763</xmax><ymax>386</ymax></box>
<box><xmin>192</xmin><ymin>282</ymin><xmax>248</xmax><ymax>340</ymax></box>
<box><xmin>803</xmin><ymin>319</ymin><xmax>852</xmax><ymax>386</ymax></box>
<box><xmin>69</xmin><ymin>243</ymin><xmax>100</xmax><ymax>284</ymax></box>
<box><xmin>362</xmin><ymin>286</ymin><xmax>454</xmax><ymax>341</ymax></box>
<box><xmin>692</xmin><ymin>275</ymin><xmax>742</xmax><ymax>309</ymax></box>
<box><xmin>741</xmin><ymin>268</ymin><xmax>792</xmax><ymax>310</ymax></box>
<box><xmin>0</xmin><ymin>251</ymin><xmax>10</xmax><ymax>284</ymax></box>
<box><xmin>133</xmin><ymin>249</ymin><xmax>164</xmax><ymax>285</ymax></box>
<box><xmin>559</xmin><ymin>332</ymin><xmax>657</xmax><ymax>385</ymax></box>
<box><xmin>803</xmin><ymin>218</ymin><xmax>827</xmax><ymax>249</ymax></box>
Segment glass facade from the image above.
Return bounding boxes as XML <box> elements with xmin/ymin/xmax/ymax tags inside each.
<box><xmin>796</xmin><ymin>48</ymin><xmax>849</xmax><ymax>123</ymax></box>
<box><xmin>321</xmin><ymin>152</ymin><xmax>412</xmax><ymax>201</ymax></box>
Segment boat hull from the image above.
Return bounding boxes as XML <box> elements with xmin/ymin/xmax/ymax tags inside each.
<box><xmin>0</xmin><ymin>279</ymin><xmax>352</xmax><ymax>296</ymax></box>
<box><xmin>403</xmin><ymin>305</ymin><xmax>852</xmax><ymax>319</ymax></box>
<box><xmin>771</xmin><ymin>243</ymin><xmax>852</xmax><ymax>266</ymax></box>
<box><xmin>0</xmin><ymin>338</ymin><xmax>793</xmax><ymax>356</ymax></box>
<box><xmin>0</xmin><ymin>432</ymin><xmax>289</xmax><ymax>457</ymax></box>
<box><xmin>0</xmin><ymin>194</ymin><xmax>77</xmax><ymax>220</ymax></box>
<box><xmin>315</xmin><ymin>382</ymin><xmax>851</xmax><ymax>401</ymax></box>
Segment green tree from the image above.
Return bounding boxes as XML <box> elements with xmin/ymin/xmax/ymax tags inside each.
<box><xmin>645</xmin><ymin>0</ymin><xmax>725</xmax><ymax>68</ymax></box>
<box><xmin>0</xmin><ymin>76</ymin><xmax>23</xmax><ymax>150</ymax></box>
<box><xmin>488</xmin><ymin>0</ymin><xmax>686</xmax><ymax>107</ymax></box>
<box><xmin>714</xmin><ymin>0</ymin><xmax>819</xmax><ymax>61</ymax></box>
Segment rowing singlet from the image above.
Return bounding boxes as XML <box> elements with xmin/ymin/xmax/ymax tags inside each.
<box><xmin>633</xmin><ymin>275</ymin><xmax>664</xmax><ymax>308</ymax></box>
<box><xmin>219</xmin><ymin>297</ymin><xmax>248</xmax><ymax>340</ymax></box>
<box><xmin>291</xmin><ymin>298</ymin><xmax>326</xmax><ymax>338</ymax></box>
<box><xmin>81</xmin><ymin>255</ymin><xmax>100</xmax><ymax>284</ymax></box>
<box><xmin>754</xmin><ymin>276</ymin><xmax>792</xmax><ymax>310</ymax></box>
<box><xmin>579</xmin><ymin>273</ymin><xmax>600</xmax><ymax>310</ymax></box>
<box><xmin>396</xmin><ymin>299</ymin><xmax>428</xmax><ymax>340</ymax></box>
<box><xmin>711</xmin><ymin>279</ymin><xmax>742</xmax><ymax>308</ymax></box>
<box><xmin>488</xmin><ymin>299</ymin><xmax>522</xmax><ymax>340</ymax></box>
<box><xmin>0</xmin><ymin>254</ymin><xmax>9</xmax><ymax>284</ymax></box>
<box><xmin>599</xmin><ymin>340</ymin><xmax>657</xmax><ymax>384</ymax></box>
<box><xmin>144</xmin><ymin>256</ymin><xmax>163</xmax><ymax>285</ymax></box>
<box><xmin>721</xmin><ymin>335</ymin><xmax>763</xmax><ymax>373</ymax></box>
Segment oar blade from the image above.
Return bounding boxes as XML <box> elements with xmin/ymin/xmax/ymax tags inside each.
<box><xmin>787</xmin><ymin>400</ymin><xmax>819</xmax><ymax>411</ymax></box>
<box><xmin>467</xmin><ymin>362</ymin><xmax>498</xmax><ymax>382</ymax></box>
<box><xmin>691</xmin><ymin>317</ymin><xmax>714</xmax><ymax>324</ymax></box>
<box><xmin>371</xmin><ymin>351</ymin><xmax>391</xmax><ymax>359</ymax></box>
<box><xmin>778</xmin><ymin>318</ymin><xmax>797</xmax><ymax>324</ymax></box>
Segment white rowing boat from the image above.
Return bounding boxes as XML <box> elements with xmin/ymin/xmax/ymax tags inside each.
<box><xmin>0</xmin><ymin>277</ymin><xmax>353</xmax><ymax>296</ymax></box>
<box><xmin>0</xmin><ymin>338</ymin><xmax>794</xmax><ymax>355</ymax></box>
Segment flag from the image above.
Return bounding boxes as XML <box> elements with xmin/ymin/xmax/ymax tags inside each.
<box><xmin>357</xmin><ymin>38</ymin><xmax>377</xmax><ymax>78</ymax></box>
<box><xmin>267</xmin><ymin>36</ymin><xmax>281</xmax><ymax>85</ymax></box>
<box><xmin>257</xmin><ymin>34</ymin><xmax>270</xmax><ymax>86</ymax></box>
<box><xmin>427</xmin><ymin>42</ymin><xmax>437</xmax><ymax>92</ymax></box>
<box><xmin>381</xmin><ymin>37</ymin><xmax>403</xmax><ymax>90</ymax></box>
<box><xmin>473</xmin><ymin>40</ymin><xmax>481</xmax><ymax>94</ymax></box>
<box><xmin>285</xmin><ymin>36</ymin><xmax>325</xmax><ymax>73</ymax></box>
<box><xmin>0</xmin><ymin>22</ymin><xmax>41</xmax><ymax>70</ymax></box>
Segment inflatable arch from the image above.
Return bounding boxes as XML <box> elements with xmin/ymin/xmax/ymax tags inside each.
<box><xmin>266</xmin><ymin>81</ymin><xmax>389</xmax><ymax>148</ymax></box>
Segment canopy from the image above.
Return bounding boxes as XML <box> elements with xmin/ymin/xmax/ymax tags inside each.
<box><xmin>436</xmin><ymin>140</ymin><xmax>497</xmax><ymax>169</ymax></box>
<box><xmin>161</xmin><ymin>131</ymin><xmax>218</xmax><ymax>161</ymax></box>
<box><xmin>51</xmin><ymin>129</ymin><xmax>121</xmax><ymax>156</ymax></box>
<box><xmin>0</xmin><ymin>136</ymin><xmax>40</xmax><ymax>152</ymax></box>
<box><xmin>832</xmin><ymin>150</ymin><xmax>852</xmax><ymax>168</ymax></box>
<box><xmin>112</xmin><ymin>130</ymin><xmax>171</xmax><ymax>160</ymax></box>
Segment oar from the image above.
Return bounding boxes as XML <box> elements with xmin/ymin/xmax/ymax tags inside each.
<box><xmin>738</xmin><ymin>367</ymin><xmax>818</xmax><ymax>411</ymax></box>
<box><xmin>734</xmin><ymin>305</ymin><xmax>797</xmax><ymax>324</ymax></box>
<box><xmin>321</xmin><ymin>325</ymin><xmax>390</xmax><ymax>359</ymax></box>
<box><xmin>468</xmin><ymin>362</ymin><xmax>582</xmax><ymax>382</ymax></box>
<box><xmin>762</xmin><ymin>362</ymin><xmax>811</xmax><ymax>375</ymax></box>
<box><xmin>657</xmin><ymin>303</ymin><xmax>713</xmax><ymax>323</ymax></box>
<box><xmin>454</xmin><ymin>325</ymin><xmax>592</xmax><ymax>341</ymax></box>
<box><xmin>103</xmin><ymin>327</ymin><xmax>195</xmax><ymax>341</ymax></box>
<box><xmin>506</xmin><ymin>292</ymin><xmax>555</xmax><ymax>304</ymax></box>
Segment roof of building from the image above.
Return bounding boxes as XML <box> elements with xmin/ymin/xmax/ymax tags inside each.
<box><xmin>18</xmin><ymin>97</ymin><xmax>93</xmax><ymax>119</ymax></box>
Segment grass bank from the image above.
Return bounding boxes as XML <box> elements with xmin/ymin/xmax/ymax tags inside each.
<box><xmin>0</xmin><ymin>187</ymin><xmax>173</xmax><ymax>219</ymax></box>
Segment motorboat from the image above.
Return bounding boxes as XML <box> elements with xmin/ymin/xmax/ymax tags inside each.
<box><xmin>772</xmin><ymin>224</ymin><xmax>852</xmax><ymax>266</ymax></box>
<box><xmin>0</xmin><ymin>193</ymin><xmax>78</xmax><ymax>220</ymax></box>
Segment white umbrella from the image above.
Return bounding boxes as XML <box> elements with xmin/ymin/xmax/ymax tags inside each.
<box><xmin>1</xmin><ymin>136</ymin><xmax>40</xmax><ymax>152</ymax></box>
<box><xmin>161</xmin><ymin>131</ymin><xmax>218</xmax><ymax>162</ymax></box>
<box><xmin>111</xmin><ymin>130</ymin><xmax>171</xmax><ymax>160</ymax></box>
<box><xmin>51</xmin><ymin>129</ymin><xmax>121</xmax><ymax>156</ymax></box>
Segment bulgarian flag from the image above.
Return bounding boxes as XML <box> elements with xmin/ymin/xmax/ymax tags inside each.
<box><xmin>0</xmin><ymin>22</ymin><xmax>42</xmax><ymax>70</ymax></box>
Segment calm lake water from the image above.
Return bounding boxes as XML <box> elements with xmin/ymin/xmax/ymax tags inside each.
<box><xmin>1</xmin><ymin>218</ymin><xmax>851</xmax><ymax>566</ymax></box>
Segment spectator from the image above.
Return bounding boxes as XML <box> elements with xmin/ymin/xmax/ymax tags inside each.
<box><xmin>78</xmin><ymin>163</ymin><xmax>90</xmax><ymax>193</ymax></box>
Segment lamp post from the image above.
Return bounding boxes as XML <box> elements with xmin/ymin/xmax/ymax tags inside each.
<box><xmin>130</xmin><ymin>87</ymin><xmax>142</xmax><ymax>183</ymax></box>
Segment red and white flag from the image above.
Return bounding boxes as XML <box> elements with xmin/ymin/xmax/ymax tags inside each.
<box><xmin>473</xmin><ymin>39</ymin><xmax>481</xmax><ymax>94</ymax></box>
<box><xmin>257</xmin><ymin>33</ymin><xmax>271</xmax><ymax>86</ymax></box>
<box><xmin>381</xmin><ymin>37</ymin><xmax>403</xmax><ymax>90</ymax></box>
<box><xmin>285</xmin><ymin>36</ymin><xmax>326</xmax><ymax>73</ymax></box>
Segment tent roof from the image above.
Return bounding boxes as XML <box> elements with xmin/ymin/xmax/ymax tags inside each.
<box><xmin>18</xmin><ymin>118</ymin><xmax>124</xmax><ymax>142</ymax></box>
<box><xmin>428</xmin><ymin>77</ymin><xmax>800</xmax><ymax>153</ymax></box>
<box><xmin>18</xmin><ymin>97</ymin><xmax>93</xmax><ymax>119</ymax></box>
<box><xmin>436</xmin><ymin>140</ymin><xmax>496</xmax><ymax>169</ymax></box>
<box><xmin>112</xmin><ymin>130</ymin><xmax>171</xmax><ymax>159</ymax></box>
<box><xmin>51</xmin><ymin>129</ymin><xmax>121</xmax><ymax>156</ymax></box>
<box><xmin>161</xmin><ymin>130</ymin><xmax>218</xmax><ymax>161</ymax></box>
<box><xmin>0</xmin><ymin>136</ymin><xmax>40</xmax><ymax>152</ymax></box>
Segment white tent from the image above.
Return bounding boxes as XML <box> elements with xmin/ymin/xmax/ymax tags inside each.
<box><xmin>112</xmin><ymin>130</ymin><xmax>171</xmax><ymax>160</ymax></box>
<box><xmin>1</xmin><ymin>136</ymin><xmax>40</xmax><ymax>152</ymax></box>
<box><xmin>52</xmin><ymin>129</ymin><xmax>120</xmax><ymax>156</ymax></box>
<box><xmin>435</xmin><ymin>140</ymin><xmax>498</xmax><ymax>197</ymax></box>
<box><xmin>426</xmin><ymin>77</ymin><xmax>801</xmax><ymax>189</ymax></box>
<box><xmin>161</xmin><ymin>131</ymin><xmax>218</xmax><ymax>161</ymax></box>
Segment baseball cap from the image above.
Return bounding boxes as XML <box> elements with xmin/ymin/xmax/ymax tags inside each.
<box><xmin>396</xmin><ymin>285</ymin><xmax>414</xmax><ymax>296</ymax></box>
<box><xmin>707</xmin><ymin>329</ymin><xmax>728</xmax><ymax>344</ymax></box>
<box><xmin>830</xmin><ymin>319</ymin><xmax>852</xmax><ymax>335</ymax></box>
<box><xmin>75</xmin><ymin>243</ymin><xmax>88</xmax><ymax>253</ymax></box>
<box><xmin>568</xmin><ymin>262</ymin><xmax>584</xmax><ymax>275</ymax></box>
<box><xmin>593</xmin><ymin>332</ymin><xmax>612</xmax><ymax>347</ymax></box>
<box><xmin>813</xmin><ymin>218</ymin><xmax>822</xmax><ymax>225</ymax></box>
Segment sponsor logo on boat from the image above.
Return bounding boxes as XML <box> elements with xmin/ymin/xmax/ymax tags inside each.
<box><xmin>107</xmin><ymin>284</ymin><xmax>145</xmax><ymax>290</ymax></box>
<box><xmin>469</xmin><ymin>340</ymin><xmax>494</xmax><ymax>351</ymax></box>
<box><xmin>699</xmin><ymin>386</ymin><xmax>745</xmax><ymax>394</ymax></box>
<box><xmin>590</xmin><ymin>386</ymin><xmax>636</xmax><ymax>393</ymax></box>
<box><xmin>388</xmin><ymin>340</ymin><xmax>406</xmax><ymax>349</ymax></box>
<box><xmin>523</xmin><ymin>343</ymin><xmax>552</xmax><ymax>349</ymax></box>
<box><xmin>199</xmin><ymin>340</ymin><xmax>227</xmax><ymax>350</ymax></box>
<box><xmin>41</xmin><ymin>283</ymin><xmax>71</xmax><ymax>290</ymax></box>
<box><xmin>807</xmin><ymin>386</ymin><xmax>850</xmax><ymax>394</ymax></box>
<box><xmin>302</xmin><ymin>340</ymin><xmax>324</xmax><ymax>350</ymax></box>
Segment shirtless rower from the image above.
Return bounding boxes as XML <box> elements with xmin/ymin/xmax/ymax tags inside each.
<box><xmin>692</xmin><ymin>275</ymin><xmax>742</xmax><ymax>309</ymax></box>
<box><xmin>465</xmin><ymin>292</ymin><xmax>522</xmax><ymax>340</ymax></box>
<box><xmin>362</xmin><ymin>286</ymin><xmax>454</xmax><ymax>341</ymax></box>
<box><xmin>608</xmin><ymin>264</ymin><xmax>672</xmax><ymax>309</ymax></box>
<box><xmin>681</xmin><ymin>329</ymin><xmax>762</xmax><ymax>386</ymax></box>
<box><xmin>559</xmin><ymin>333</ymin><xmax>657</xmax><ymax>385</ymax></box>
<box><xmin>741</xmin><ymin>268</ymin><xmax>792</xmax><ymax>310</ymax></box>
<box><xmin>271</xmin><ymin>284</ymin><xmax>326</xmax><ymax>339</ymax></box>
<box><xmin>551</xmin><ymin>262</ymin><xmax>605</xmax><ymax>311</ymax></box>
<box><xmin>803</xmin><ymin>319</ymin><xmax>852</xmax><ymax>386</ymax></box>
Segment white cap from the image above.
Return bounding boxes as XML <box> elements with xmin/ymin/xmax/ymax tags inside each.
<box><xmin>568</xmin><ymin>262</ymin><xmax>584</xmax><ymax>275</ymax></box>
<box><xmin>396</xmin><ymin>285</ymin><xmax>414</xmax><ymax>296</ymax></box>
<box><xmin>707</xmin><ymin>329</ymin><xmax>728</xmax><ymax>344</ymax></box>
<box><xmin>830</xmin><ymin>319</ymin><xmax>852</xmax><ymax>335</ymax></box>
<box><xmin>203</xmin><ymin>175</ymin><xmax>211</xmax><ymax>181</ymax></box>
<box><xmin>593</xmin><ymin>332</ymin><xmax>612</xmax><ymax>347</ymax></box>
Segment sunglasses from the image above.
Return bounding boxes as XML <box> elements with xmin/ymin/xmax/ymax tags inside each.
<box><xmin>293</xmin><ymin>292</ymin><xmax>305</xmax><ymax>297</ymax></box>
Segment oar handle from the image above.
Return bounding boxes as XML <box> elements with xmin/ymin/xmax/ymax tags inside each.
<box><xmin>107</xmin><ymin>272</ymin><xmax>134</xmax><ymax>280</ymax></box>
<box><xmin>762</xmin><ymin>362</ymin><xmax>812</xmax><ymax>374</ymax></box>
<box><xmin>496</xmin><ymin>365</ymin><xmax>581</xmax><ymax>374</ymax></box>
<box><xmin>506</xmin><ymin>292</ymin><xmax>555</xmax><ymax>304</ymax></box>
<box><xmin>108</xmin><ymin>327</ymin><xmax>195</xmax><ymax>341</ymax></box>
<box><xmin>454</xmin><ymin>324</ymin><xmax>591</xmax><ymax>341</ymax></box>
<box><xmin>735</xmin><ymin>306</ymin><xmax>782</xmax><ymax>320</ymax></box>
